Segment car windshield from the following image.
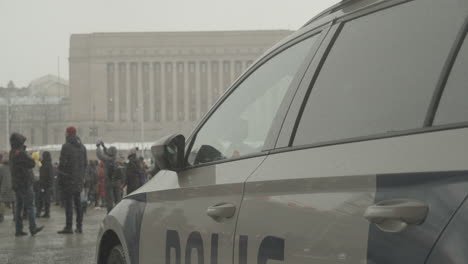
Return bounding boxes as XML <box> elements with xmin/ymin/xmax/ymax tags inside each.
<box><xmin>0</xmin><ymin>0</ymin><xmax>339</xmax><ymax>263</ymax></box>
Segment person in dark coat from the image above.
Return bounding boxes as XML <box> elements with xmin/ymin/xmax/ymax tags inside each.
<box><xmin>125</xmin><ymin>148</ymin><xmax>142</xmax><ymax>195</ymax></box>
<box><xmin>37</xmin><ymin>151</ymin><xmax>53</xmax><ymax>218</ymax></box>
<box><xmin>57</xmin><ymin>126</ymin><xmax>87</xmax><ymax>234</ymax></box>
<box><xmin>96</xmin><ymin>140</ymin><xmax>121</xmax><ymax>213</ymax></box>
<box><xmin>9</xmin><ymin>133</ymin><xmax>44</xmax><ymax>236</ymax></box>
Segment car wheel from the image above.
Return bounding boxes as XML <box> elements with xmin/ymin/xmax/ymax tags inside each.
<box><xmin>107</xmin><ymin>245</ymin><xmax>126</xmax><ymax>264</ymax></box>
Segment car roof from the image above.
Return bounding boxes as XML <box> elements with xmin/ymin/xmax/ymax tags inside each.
<box><xmin>302</xmin><ymin>0</ymin><xmax>384</xmax><ymax>28</ymax></box>
<box><xmin>258</xmin><ymin>0</ymin><xmax>390</xmax><ymax>60</ymax></box>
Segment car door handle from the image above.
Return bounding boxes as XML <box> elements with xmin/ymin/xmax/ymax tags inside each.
<box><xmin>364</xmin><ymin>199</ymin><xmax>429</xmax><ymax>233</ymax></box>
<box><xmin>207</xmin><ymin>203</ymin><xmax>236</xmax><ymax>220</ymax></box>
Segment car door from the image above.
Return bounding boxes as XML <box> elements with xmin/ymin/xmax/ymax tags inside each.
<box><xmin>425</xmin><ymin>26</ymin><xmax>468</xmax><ymax>264</ymax></box>
<box><xmin>234</xmin><ymin>1</ymin><xmax>468</xmax><ymax>264</ymax></box>
<box><xmin>138</xmin><ymin>30</ymin><xmax>325</xmax><ymax>264</ymax></box>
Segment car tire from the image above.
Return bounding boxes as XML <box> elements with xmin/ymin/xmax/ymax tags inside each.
<box><xmin>107</xmin><ymin>245</ymin><xmax>126</xmax><ymax>264</ymax></box>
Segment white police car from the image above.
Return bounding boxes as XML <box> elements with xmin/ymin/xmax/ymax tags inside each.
<box><xmin>97</xmin><ymin>0</ymin><xmax>468</xmax><ymax>263</ymax></box>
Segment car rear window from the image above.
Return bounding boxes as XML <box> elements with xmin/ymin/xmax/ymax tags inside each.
<box><xmin>293</xmin><ymin>0</ymin><xmax>463</xmax><ymax>146</ymax></box>
<box><xmin>434</xmin><ymin>34</ymin><xmax>468</xmax><ymax>126</ymax></box>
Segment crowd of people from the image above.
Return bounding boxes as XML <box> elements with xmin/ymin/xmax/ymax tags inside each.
<box><xmin>0</xmin><ymin>126</ymin><xmax>156</xmax><ymax>237</ymax></box>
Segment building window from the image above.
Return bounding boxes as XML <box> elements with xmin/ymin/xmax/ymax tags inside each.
<box><xmin>200</xmin><ymin>62</ymin><xmax>207</xmax><ymax>73</ymax></box>
<box><xmin>189</xmin><ymin>62</ymin><xmax>195</xmax><ymax>73</ymax></box>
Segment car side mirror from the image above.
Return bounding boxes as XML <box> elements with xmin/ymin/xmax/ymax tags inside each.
<box><xmin>151</xmin><ymin>134</ymin><xmax>185</xmax><ymax>171</ymax></box>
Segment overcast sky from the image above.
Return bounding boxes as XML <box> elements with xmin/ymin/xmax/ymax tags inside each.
<box><xmin>0</xmin><ymin>0</ymin><xmax>338</xmax><ymax>87</ymax></box>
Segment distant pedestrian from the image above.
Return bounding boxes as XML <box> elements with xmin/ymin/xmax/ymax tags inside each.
<box><xmin>57</xmin><ymin>126</ymin><xmax>87</xmax><ymax>234</ymax></box>
<box><xmin>9</xmin><ymin>133</ymin><xmax>44</xmax><ymax>236</ymax></box>
<box><xmin>31</xmin><ymin>152</ymin><xmax>41</xmax><ymax>218</ymax></box>
<box><xmin>37</xmin><ymin>151</ymin><xmax>53</xmax><ymax>218</ymax></box>
<box><xmin>97</xmin><ymin>161</ymin><xmax>105</xmax><ymax>207</ymax></box>
<box><xmin>52</xmin><ymin>162</ymin><xmax>61</xmax><ymax>206</ymax></box>
<box><xmin>125</xmin><ymin>148</ymin><xmax>142</xmax><ymax>195</ymax></box>
<box><xmin>0</xmin><ymin>154</ymin><xmax>15</xmax><ymax>222</ymax></box>
<box><xmin>96</xmin><ymin>141</ymin><xmax>122</xmax><ymax>213</ymax></box>
<box><xmin>86</xmin><ymin>161</ymin><xmax>98</xmax><ymax>206</ymax></box>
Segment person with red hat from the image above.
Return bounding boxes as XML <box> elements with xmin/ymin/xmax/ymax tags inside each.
<box><xmin>57</xmin><ymin>126</ymin><xmax>87</xmax><ymax>234</ymax></box>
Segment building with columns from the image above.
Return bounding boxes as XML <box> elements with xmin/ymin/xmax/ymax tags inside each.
<box><xmin>0</xmin><ymin>76</ymin><xmax>70</xmax><ymax>152</ymax></box>
<box><xmin>69</xmin><ymin>30</ymin><xmax>292</xmax><ymax>144</ymax></box>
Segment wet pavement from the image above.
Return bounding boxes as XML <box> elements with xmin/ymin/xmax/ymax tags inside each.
<box><xmin>0</xmin><ymin>204</ymin><xmax>107</xmax><ymax>264</ymax></box>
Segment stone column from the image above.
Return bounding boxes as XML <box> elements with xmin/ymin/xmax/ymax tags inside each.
<box><xmin>172</xmin><ymin>60</ymin><xmax>177</xmax><ymax>122</ymax></box>
<box><xmin>218</xmin><ymin>60</ymin><xmax>223</xmax><ymax>98</ymax></box>
<box><xmin>230</xmin><ymin>59</ymin><xmax>235</xmax><ymax>87</ymax></box>
<box><xmin>161</xmin><ymin>62</ymin><xmax>167</xmax><ymax>122</ymax></box>
<box><xmin>184</xmin><ymin>61</ymin><xmax>189</xmax><ymax>121</ymax></box>
<box><xmin>138</xmin><ymin>62</ymin><xmax>144</xmax><ymax>142</ymax></box>
<box><xmin>126</xmin><ymin>62</ymin><xmax>131</xmax><ymax>122</ymax></box>
<box><xmin>114</xmin><ymin>62</ymin><xmax>119</xmax><ymax>122</ymax></box>
<box><xmin>207</xmin><ymin>61</ymin><xmax>213</xmax><ymax>108</ymax></box>
<box><xmin>195</xmin><ymin>61</ymin><xmax>201</xmax><ymax>120</ymax></box>
<box><xmin>149</xmin><ymin>62</ymin><xmax>154</xmax><ymax>121</ymax></box>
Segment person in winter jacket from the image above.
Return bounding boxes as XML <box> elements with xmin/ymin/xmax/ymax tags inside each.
<box><xmin>37</xmin><ymin>151</ymin><xmax>53</xmax><ymax>218</ymax></box>
<box><xmin>9</xmin><ymin>133</ymin><xmax>44</xmax><ymax>236</ymax></box>
<box><xmin>57</xmin><ymin>126</ymin><xmax>87</xmax><ymax>234</ymax></box>
<box><xmin>96</xmin><ymin>140</ymin><xmax>122</xmax><ymax>213</ymax></box>
<box><xmin>0</xmin><ymin>154</ymin><xmax>15</xmax><ymax>222</ymax></box>
<box><xmin>125</xmin><ymin>148</ymin><xmax>143</xmax><ymax>195</ymax></box>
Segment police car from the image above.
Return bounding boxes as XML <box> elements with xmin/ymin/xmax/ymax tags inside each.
<box><xmin>97</xmin><ymin>0</ymin><xmax>468</xmax><ymax>263</ymax></box>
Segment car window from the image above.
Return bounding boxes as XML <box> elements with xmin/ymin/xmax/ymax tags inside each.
<box><xmin>293</xmin><ymin>1</ymin><xmax>461</xmax><ymax>146</ymax></box>
<box><xmin>188</xmin><ymin>35</ymin><xmax>319</xmax><ymax>165</ymax></box>
<box><xmin>433</xmin><ymin>34</ymin><xmax>468</xmax><ymax>125</ymax></box>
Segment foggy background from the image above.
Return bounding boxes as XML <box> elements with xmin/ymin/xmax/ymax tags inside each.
<box><xmin>0</xmin><ymin>0</ymin><xmax>338</xmax><ymax>87</ymax></box>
